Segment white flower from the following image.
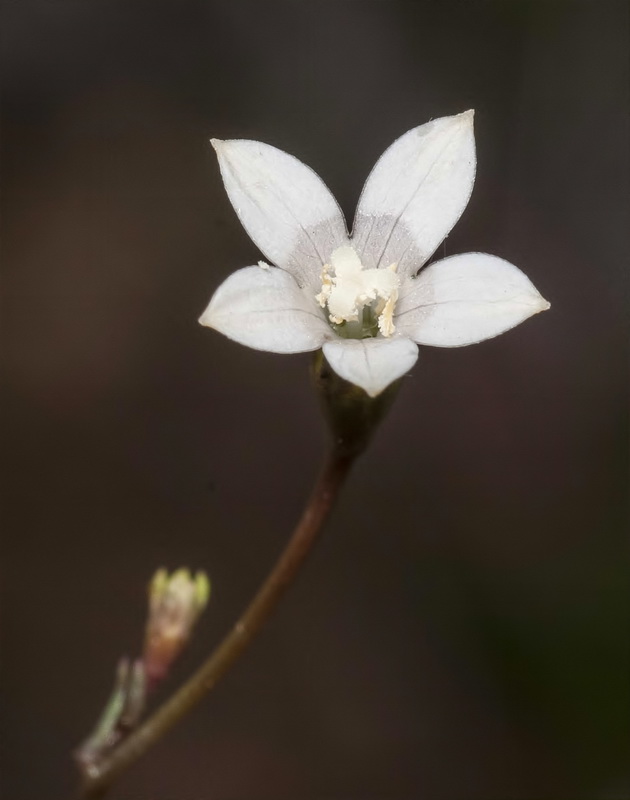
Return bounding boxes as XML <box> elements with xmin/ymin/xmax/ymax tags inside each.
<box><xmin>200</xmin><ymin>111</ymin><xmax>549</xmax><ymax>397</ymax></box>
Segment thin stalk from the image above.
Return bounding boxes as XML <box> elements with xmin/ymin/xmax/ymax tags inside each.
<box><xmin>79</xmin><ymin>445</ymin><xmax>357</xmax><ymax>799</ymax></box>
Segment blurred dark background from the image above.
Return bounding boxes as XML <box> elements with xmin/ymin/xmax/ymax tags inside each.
<box><xmin>2</xmin><ymin>1</ymin><xmax>628</xmax><ymax>798</ymax></box>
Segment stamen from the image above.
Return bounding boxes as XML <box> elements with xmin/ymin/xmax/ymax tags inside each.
<box><xmin>317</xmin><ymin>246</ymin><xmax>399</xmax><ymax>338</ymax></box>
<box><xmin>378</xmin><ymin>295</ymin><xmax>397</xmax><ymax>337</ymax></box>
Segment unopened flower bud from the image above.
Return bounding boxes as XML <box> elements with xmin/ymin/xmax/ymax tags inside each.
<box><xmin>143</xmin><ymin>568</ymin><xmax>210</xmax><ymax>686</ymax></box>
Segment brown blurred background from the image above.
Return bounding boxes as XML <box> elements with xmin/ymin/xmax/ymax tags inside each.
<box><xmin>2</xmin><ymin>2</ymin><xmax>628</xmax><ymax>798</ymax></box>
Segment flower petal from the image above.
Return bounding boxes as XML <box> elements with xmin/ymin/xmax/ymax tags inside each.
<box><xmin>212</xmin><ymin>139</ymin><xmax>349</xmax><ymax>290</ymax></box>
<box><xmin>352</xmin><ymin>111</ymin><xmax>476</xmax><ymax>277</ymax></box>
<box><xmin>322</xmin><ymin>337</ymin><xmax>418</xmax><ymax>397</ymax></box>
<box><xmin>199</xmin><ymin>266</ymin><xmax>332</xmax><ymax>354</ymax></box>
<box><xmin>395</xmin><ymin>252</ymin><xmax>550</xmax><ymax>347</ymax></box>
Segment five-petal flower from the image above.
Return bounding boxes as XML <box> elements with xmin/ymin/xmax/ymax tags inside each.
<box><xmin>200</xmin><ymin>111</ymin><xmax>549</xmax><ymax>397</ymax></box>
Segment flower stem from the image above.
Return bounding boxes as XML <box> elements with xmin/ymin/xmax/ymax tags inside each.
<box><xmin>79</xmin><ymin>445</ymin><xmax>357</xmax><ymax>799</ymax></box>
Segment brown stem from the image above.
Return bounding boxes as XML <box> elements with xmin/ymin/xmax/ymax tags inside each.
<box><xmin>79</xmin><ymin>445</ymin><xmax>357</xmax><ymax>798</ymax></box>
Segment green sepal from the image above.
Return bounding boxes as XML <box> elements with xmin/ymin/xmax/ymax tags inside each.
<box><xmin>312</xmin><ymin>350</ymin><xmax>401</xmax><ymax>456</ymax></box>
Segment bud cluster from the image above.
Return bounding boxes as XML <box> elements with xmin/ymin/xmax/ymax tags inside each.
<box><xmin>76</xmin><ymin>567</ymin><xmax>210</xmax><ymax>773</ymax></box>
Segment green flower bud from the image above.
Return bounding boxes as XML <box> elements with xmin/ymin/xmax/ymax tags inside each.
<box><xmin>143</xmin><ymin>568</ymin><xmax>210</xmax><ymax>685</ymax></box>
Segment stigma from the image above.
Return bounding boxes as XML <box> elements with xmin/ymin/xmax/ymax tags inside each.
<box><xmin>315</xmin><ymin>245</ymin><xmax>400</xmax><ymax>338</ymax></box>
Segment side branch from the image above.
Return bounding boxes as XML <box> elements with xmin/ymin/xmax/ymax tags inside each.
<box><xmin>79</xmin><ymin>445</ymin><xmax>356</xmax><ymax>798</ymax></box>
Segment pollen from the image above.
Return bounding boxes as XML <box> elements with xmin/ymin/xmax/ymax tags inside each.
<box><xmin>317</xmin><ymin>246</ymin><xmax>400</xmax><ymax>338</ymax></box>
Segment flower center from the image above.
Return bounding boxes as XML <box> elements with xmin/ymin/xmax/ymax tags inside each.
<box><xmin>315</xmin><ymin>245</ymin><xmax>400</xmax><ymax>339</ymax></box>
